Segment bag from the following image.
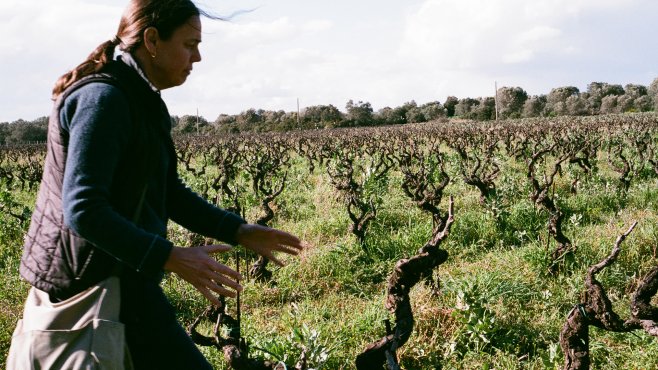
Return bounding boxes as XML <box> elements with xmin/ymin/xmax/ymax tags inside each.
<box><xmin>7</xmin><ymin>183</ymin><xmax>146</xmax><ymax>370</ymax></box>
<box><xmin>6</xmin><ymin>276</ymin><xmax>133</xmax><ymax>370</ymax></box>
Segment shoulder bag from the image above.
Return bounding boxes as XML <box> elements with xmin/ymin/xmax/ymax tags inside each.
<box><xmin>5</xmin><ymin>275</ymin><xmax>132</xmax><ymax>370</ymax></box>
<box><xmin>6</xmin><ymin>186</ymin><xmax>147</xmax><ymax>370</ymax></box>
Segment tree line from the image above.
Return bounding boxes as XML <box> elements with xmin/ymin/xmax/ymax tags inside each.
<box><xmin>2</xmin><ymin>78</ymin><xmax>658</xmax><ymax>144</ymax></box>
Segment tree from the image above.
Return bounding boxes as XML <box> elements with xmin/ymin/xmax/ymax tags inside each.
<box><xmin>586</xmin><ymin>82</ymin><xmax>625</xmax><ymax>113</ymax></box>
<box><xmin>406</xmin><ymin>106</ymin><xmax>425</xmax><ymax>123</ymax></box>
<box><xmin>522</xmin><ymin>95</ymin><xmax>546</xmax><ymax>118</ymax></box>
<box><xmin>599</xmin><ymin>95</ymin><xmax>618</xmax><ymax>114</ymax></box>
<box><xmin>545</xmin><ymin>86</ymin><xmax>579</xmax><ymax>116</ymax></box>
<box><xmin>5</xmin><ymin>117</ymin><xmax>48</xmax><ymax>144</ymax></box>
<box><xmin>0</xmin><ymin>122</ymin><xmax>9</xmax><ymax>145</ymax></box>
<box><xmin>616</xmin><ymin>95</ymin><xmax>635</xmax><ymax>113</ymax></box>
<box><xmin>376</xmin><ymin>107</ymin><xmax>402</xmax><ymax>126</ymax></box>
<box><xmin>264</xmin><ymin>110</ymin><xmax>298</xmax><ymax>131</ymax></box>
<box><xmin>624</xmin><ymin>84</ymin><xmax>647</xmax><ymax>99</ymax></box>
<box><xmin>649</xmin><ymin>77</ymin><xmax>658</xmax><ymax>96</ymax></box>
<box><xmin>444</xmin><ymin>96</ymin><xmax>459</xmax><ymax>117</ymax></box>
<box><xmin>603</xmin><ymin>84</ymin><xmax>625</xmax><ymax>96</ymax></box>
<box><xmin>345</xmin><ymin>100</ymin><xmax>374</xmax><ymax>127</ymax></box>
<box><xmin>648</xmin><ymin>77</ymin><xmax>658</xmax><ymax>110</ymax></box>
<box><xmin>473</xmin><ymin>97</ymin><xmax>496</xmax><ymax>121</ymax></box>
<box><xmin>215</xmin><ymin>114</ymin><xmax>236</xmax><ymax>125</ymax></box>
<box><xmin>172</xmin><ymin>114</ymin><xmax>209</xmax><ymax>135</ymax></box>
<box><xmin>419</xmin><ymin>101</ymin><xmax>446</xmax><ymax>121</ymax></box>
<box><xmin>375</xmin><ymin>101</ymin><xmax>419</xmax><ymax>125</ymax></box>
<box><xmin>609</xmin><ymin>84</ymin><xmax>648</xmax><ymax>113</ymax></box>
<box><xmin>236</xmin><ymin>108</ymin><xmax>263</xmax><ymax>127</ymax></box>
<box><xmin>302</xmin><ymin>104</ymin><xmax>343</xmax><ymax>127</ymax></box>
<box><xmin>260</xmin><ymin>110</ymin><xmax>284</xmax><ymax>126</ymax></box>
<box><xmin>496</xmin><ymin>86</ymin><xmax>528</xmax><ymax>119</ymax></box>
<box><xmin>566</xmin><ymin>95</ymin><xmax>589</xmax><ymax>116</ymax></box>
<box><xmin>633</xmin><ymin>95</ymin><xmax>653</xmax><ymax>112</ymax></box>
<box><xmin>213</xmin><ymin>114</ymin><xmax>239</xmax><ymax>134</ymax></box>
<box><xmin>454</xmin><ymin>98</ymin><xmax>479</xmax><ymax>118</ymax></box>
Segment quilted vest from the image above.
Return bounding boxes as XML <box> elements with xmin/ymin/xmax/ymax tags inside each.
<box><xmin>20</xmin><ymin>60</ymin><xmax>171</xmax><ymax>298</ymax></box>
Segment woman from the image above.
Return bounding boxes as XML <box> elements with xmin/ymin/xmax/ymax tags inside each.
<box><xmin>18</xmin><ymin>0</ymin><xmax>303</xmax><ymax>368</ymax></box>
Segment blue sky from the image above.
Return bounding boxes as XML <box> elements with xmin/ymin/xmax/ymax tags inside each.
<box><xmin>1</xmin><ymin>0</ymin><xmax>656</xmax><ymax>122</ymax></box>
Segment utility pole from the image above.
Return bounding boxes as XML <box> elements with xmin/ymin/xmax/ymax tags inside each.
<box><xmin>297</xmin><ymin>98</ymin><xmax>301</xmax><ymax>129</ymax></box>
<box><xmin>196</xmin><ymin>108</ymin><xmax>200</xmax><ymax>134</ymax></box>
<box><xmin>494</xmin><ymin>81</ymin><xmax>499</xmax><ymax>121</ymax></box>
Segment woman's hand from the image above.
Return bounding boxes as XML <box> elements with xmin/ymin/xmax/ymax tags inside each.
<box><xmin>235</xmin><ymin>223</ymin><xmax>304</xmax><ymax>266</ymax></box>
<box><xmin>164</xmin><ymin>244</ymin><xmax>242</xmax><ymax>306</ymax></box>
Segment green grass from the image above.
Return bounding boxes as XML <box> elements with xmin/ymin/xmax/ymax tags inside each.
<box><xmin>0</xmin><ymin>187</ymin><xmax>31</xmax><ymax>368</ymax></box>
<box><xmin>2</xmin><ymin>148</ymin><xmax>658</xmax><ymax>369</ymax></box>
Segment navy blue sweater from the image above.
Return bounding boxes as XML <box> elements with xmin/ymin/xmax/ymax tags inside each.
<box><xmin>59</xmin><ymin>57</ymin><xmax>245</xmax><ymax>281</ymax></box>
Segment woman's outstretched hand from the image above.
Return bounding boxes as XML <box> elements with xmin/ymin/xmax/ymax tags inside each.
<box><xmin>163</xmin><ymin>224</ymin><xmax>303</xmax><ymax>306</ymax></box>
<box><xmin>164</xmin><ymin>244</ymin><xmax>242</xmax><ymax>306</ymax></box>
<box><xmin>235</xmin><ymin>223</ymin><xmax>304</xmax><ymax>266</ymax></box>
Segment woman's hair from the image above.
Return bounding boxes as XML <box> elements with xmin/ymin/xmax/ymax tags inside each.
<box><xmin>52</xmin><ymin>0</ymin><xmax>216</xmax><ymax>99</ymax></box>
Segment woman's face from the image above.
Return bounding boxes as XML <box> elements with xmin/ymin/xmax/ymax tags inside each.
<box><xmin>150</xmin><ymin>15</ymin><xmax>202</xmax><ymax>90</ymax></box>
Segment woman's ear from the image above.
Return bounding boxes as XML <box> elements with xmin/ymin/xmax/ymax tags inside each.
<box><xmin>143</xmin><ymin>26</ymin><xmax>160</xmax><ymax>58</ymax></box>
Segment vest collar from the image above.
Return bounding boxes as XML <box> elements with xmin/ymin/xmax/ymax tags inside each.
<box><xmin>118</xmin><ymin>53</ymin><xmax>160</xmax><ymax>94</ymax></box>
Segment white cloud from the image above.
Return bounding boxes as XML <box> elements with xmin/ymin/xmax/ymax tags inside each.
<box><xmin>502</xmin><ymin>26</ymin><xmax>561</xmax><ymax>64</ymax></box>
<box><xmin>399</xmin><ymin>0</ymin><xmax>631</xmax><ymax>69</ymax></box>
<box><xmin>301</xmin><ymin>19</ymin><xmax>333</xmax><ymax>33</ymax></box>
<box><xmin>1</xmin><ymin>0</ymin><xmax>655</xmax><ymax>122</ymax></box>
<box><xmin>209</xmin><ymin>17</ymin><xmax>333</xmax><ymax>47</ymax></box>
<box><xmin>213</xmin><ymin>17</ymin><xmax>297</xmax><ymax>45</ymax></box>
<box><xmin>515</xmin><ymin>26</ymin><xmax>561</xmax><ymax>45</ymax></box>
<box><xmin>0</xmin><ymin>0</ymin><xmax>122</xmax><ymax>121</ymax></box>
<box><xmin>0</xmin><ymin>0</ymin><xmax>120</xmax><ymax>58</ymax></box>
<box><xmin>395</xmin><ymin>0</ymin><xmax>655</xmax><ymax>100</ymax></box>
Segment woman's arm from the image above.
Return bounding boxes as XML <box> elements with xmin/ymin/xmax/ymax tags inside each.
<box><xmin>61</xmin><ymin>83</ymin><xmax>172</xmax><ymax>279</ymax></box>
<box><xmin>166</xmin><ymin>174</ymin><xmax>246</xmax><ymax>245</ymax></box>
<box><xmin>166</xmin><ymin>161</ymin><xmax>304</xmax><ymax>264</ymax></box>
<box><xmin>62</xmin><ymin>82</ymin><xmax>242</xmax><ymax>302</ymax></box>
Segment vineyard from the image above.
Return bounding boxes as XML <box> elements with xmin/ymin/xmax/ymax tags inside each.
<box><xmin>2</xmin><ymin>113</ymin><xmax>658</xmax><ymax>369</ymax></box>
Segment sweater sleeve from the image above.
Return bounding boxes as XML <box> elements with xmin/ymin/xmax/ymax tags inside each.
<box><xmin>61</xmin><ymin>82</ymin><xmax>172</xmax><ymax>280</ymax></box>
<box><xmin>166</xmin><ymin>173</ymin><xmax>246</xmax><ymax>246</ymax></box>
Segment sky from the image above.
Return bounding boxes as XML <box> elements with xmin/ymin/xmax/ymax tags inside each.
<box><xmin>1</xmin><ymin>0</ymin><xmax>657</xmax><ymax>123</ymax></box>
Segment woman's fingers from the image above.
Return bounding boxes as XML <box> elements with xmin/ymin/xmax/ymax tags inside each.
<box><xmin>202</xmin><ymin>244</ymin><xmax>243</xmax><ymax>280</ymax></box>
<box><xmin>273</xmin><ymin>230</ymin><xmax>303</xmax><ymax>250</ymax></box>
<box><xmin>194</xmin><ymin>268</ymin><xmax>241</xmax><ymax>305</ymax></box>
<box><xmin>206</xmin><ymin>281</ymin><xmax>238</xmax><ymax>299</ymax></box>
<box><xmin>203</xmin><ymin>244</ymin><xmax>233</xmax><ymax>255</ymax></box>
<box><xmin>197</xmin><ymin>286</ymin><xmax>221</xmax><ymax>306</ymax></box>
<box><xmin>194</xmin><ymin>278</ymin><xmax>240</xmax><ymax>306</ymax></box>
<box><xmin>197</xmin><ymin>285</ymin><xmax>237</xmax><ymax>306</ymax></box>
<box><xmin>259</xmin><ymin>230</ymin><xmax>307</xmax><ymax>265</ymax></box>
<box><xmin>208</xmin><ymin>270</ymin><xmax>242</xmax><ymax>292</ymax></box>
<box><xmin>267</xmin><ymin>254</ymin><xmax>285</xmax><ymax>267</ymax></box>
<box><xmin>167</xmin><ymin>244</ymin><xmax>247</xmax><ymax>305</ymax></box>
<box><xmin>207</xmin><ymin>258</ymin><xmax>242</xmax><ymax>281</ymax></box>
<box><xmin>276</xmin><ymin>243</ymin><xmax>303</xmax><ymax>255</ymax></box>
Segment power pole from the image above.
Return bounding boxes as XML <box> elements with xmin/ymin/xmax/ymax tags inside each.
<box><xmin>297</xmin><ymin>98</ymin><xmax>301</xmax><ymax>129</ymax></box>
<box><xmin>494</xmin><ymin>81</ymin><xmax>499</xmax><ymax>121</ymax></box>
<box><xmin>196</xmin><ymin>108</ymin><xmax>200</xmax><ymax>134</ymax></box>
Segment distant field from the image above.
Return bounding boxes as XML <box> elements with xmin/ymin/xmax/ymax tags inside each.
<box><xmin>2</xmin><ymin>113</ymin><xmax>658</xmax><ymax>369</ymax></box>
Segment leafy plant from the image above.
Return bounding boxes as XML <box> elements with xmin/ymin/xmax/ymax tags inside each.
<box><xmin>250</xmin><ymin>324</ymin><xmax>334</xmax><ymax>370</ymax></box>
<box><xmin>447</xmin><ymin>282</ymin><xmax>499</xmax><ymax>356</ymax></box>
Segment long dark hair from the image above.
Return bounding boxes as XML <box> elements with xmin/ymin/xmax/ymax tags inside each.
<box><xmin>52</xmin><ymin>0</ymin><xmax>217</xmax><ymax>99</ymax></box>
